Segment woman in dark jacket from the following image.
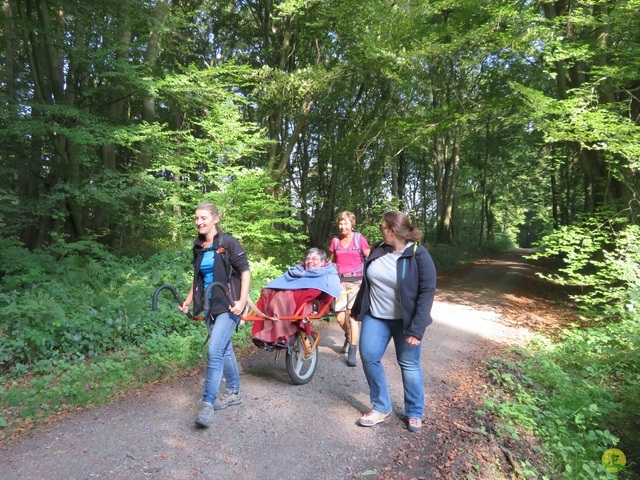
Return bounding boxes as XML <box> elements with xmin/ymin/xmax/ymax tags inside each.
<box><xmin>179</xmin><ymin>201</ymin><xmax>250</xmax><ymax>428</ymax></box>
<box><xmin>351</xmin><ymin>211</ymin><xmax>436</xmax><ymax>432</ymax></box>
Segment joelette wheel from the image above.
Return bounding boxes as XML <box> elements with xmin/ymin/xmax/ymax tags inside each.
<box><xmin>285</xmin><ymin>332</ymin><xmax>318</xmax><ymax>385</ymax></box>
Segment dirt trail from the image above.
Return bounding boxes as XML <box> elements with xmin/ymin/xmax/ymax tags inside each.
<box><xmin>0</xmin><ymin>249</ymin><xmax>562</xmax><ymax>479</ymax></box>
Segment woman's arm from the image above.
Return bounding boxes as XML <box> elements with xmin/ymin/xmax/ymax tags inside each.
<box><xmin>179</xmin><ymin>283</ymin><xmax>194</xmax><ymax>314</ymax></box>
<box><xmin>405</xmin><ymin>247</ymin><xmax>437</xmax><ymax>340</ymax></box>
<box><xmin>230</xmin><ymin>269</ymin><xmax>250</xmax><ymax>316</ymax></box>
<box><xmin>360</xmin><ymin>234</ymin><xmax>371</xmax><ymax>258</ymax></box>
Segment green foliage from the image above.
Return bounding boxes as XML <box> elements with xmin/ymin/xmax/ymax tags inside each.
<box><xmin>1</xmin><ymin>333</ymin><xmax>206</xmax><ymax>433</ymax></box>
<box><xmin>150</xmin><ymin>64</ymin><xmax>270</xmax><ymax>174</ymax></box>
<box><xmin>484</xmin><ymin>316</ymin><xmax>640</xmax><ymax>479</ymax></box>
<box><xmin>530</xmin><ymin>210</ymin><xmax>640</xmax><ymax>317</ymax></box>
<box><xmin>518</xmin><ymin>84</ymin><xmax>640</xmax><ymax>169</ymax></box>
<box><xmin>0</xmin><ymin>241</ymin><xmax>195</xmax><ymax>371</ymax></box>
<box><xmin>481</xmin><ymin>234</ymin><xmax>517</xmax><ymax>254</ymax></box>
<box><xmin>247</xmin><ymin>257</ymin><xmax>288</xmax><ymax>299</ymax></box>
<box><xmin>494</xmin><ymin>208</ymin><xmax>640</xmax><ymax>476</ymax></box>
<box><xmin>207</xmin><ymin>168</ymin><xmax>308</xmax><ymax>268</ymax></box>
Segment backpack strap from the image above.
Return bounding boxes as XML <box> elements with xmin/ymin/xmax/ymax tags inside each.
<box><xmin>334</xmin><ymin>232</ymin><xmax>363</xmax><ymax>252</ymax></box>
<box><xmin>355</xmin><ymin>232</ymin><xmax>367</xmax><ymax>263</ymax></box>
<box><xmin>214</xmin><ymin>232</ymin><xmax>233</xmax><ymax>280</ymax></box>
<box><xmin>331</xmin><ymin>236</ymin><xmax>340</xmax><ymax>252</ymax></box>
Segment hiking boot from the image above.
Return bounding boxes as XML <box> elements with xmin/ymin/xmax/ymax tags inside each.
<box><xmin>195</xmin><ymin>401</ymin><xmax>214</xmax><ymax>428</ymax></box>
<box><xmin>358</xmin><ymin>410</ymin><xmax>391</xmax><ymax>427</ymax></box>
<box><xmin>407</xmin><ymin>417</ymin><xmax>422</xmax><ymax>432</ymax></box>
<box><xmin>347</xmin><ymin>344</ymin><xmax>358</xmax><ymax>367</ymax></box>
<box><xmin>341</xmin><ymin>333</ymin><xmax>350</xmax><ymax>354</ymax></box>
<box><xmin>214</xmin><ymin>390</ymin><xmax>243</xmax><ymax>411</ymax></box>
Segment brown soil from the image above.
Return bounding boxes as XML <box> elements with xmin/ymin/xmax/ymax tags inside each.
<box><xmin>0</xmin><ymin>249</ymin><xmax>577</xmax><ymax>480</ymax></box>
<box><xmin>375</xmin><ymin>248</ymin><xmax>581</xmax><ymax>479</ymax></box>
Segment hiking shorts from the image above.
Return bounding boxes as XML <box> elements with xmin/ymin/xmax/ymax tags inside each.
<box><xmin>334</xmin><ymin>280</ymin><xmax>361</xmax><ymax>313</ymax></box>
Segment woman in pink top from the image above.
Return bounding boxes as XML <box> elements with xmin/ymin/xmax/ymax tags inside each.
<box><xmin>329</xmin><ymin>211</ymin><xmax>371</xmax><ymax>366</ymax></box>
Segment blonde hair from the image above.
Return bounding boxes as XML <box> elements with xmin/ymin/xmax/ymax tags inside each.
<box><xmin>336</xmin><ymin>211</ymin><xmax>357</xmax><ymax>228</ymax></box>
<box><xmin>196</xmin><ymin>201</ymin><xmax>220</xmax><ymax>219</ymax></box>
<box><xmin>383</xmin><ymin>211</ymin><xmax>423</xmax><ymax>243</ymax></box>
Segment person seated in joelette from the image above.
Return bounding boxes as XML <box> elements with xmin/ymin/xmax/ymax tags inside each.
<box><xmin>252</xmin><ymin>248</ymin><xmax>341</xmax><ymax>346</ymax></box>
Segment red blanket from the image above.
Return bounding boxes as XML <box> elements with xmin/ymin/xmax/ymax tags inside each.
<box><xmin>251</xmin><ymin>288</ymin><xmax>322</xmax><ymax>344</ymax></box>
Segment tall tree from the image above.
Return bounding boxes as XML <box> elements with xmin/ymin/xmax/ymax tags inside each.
<box><xmin>531</xmin><ymin>1</ymin><xmax>640</xmax><ymax>217</ymax></box>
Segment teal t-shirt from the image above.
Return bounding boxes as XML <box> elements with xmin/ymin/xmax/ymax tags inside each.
<box><xmin>201</xmin><ymin>249</ymin><xmax>215</xmax><ymax>290</ymax></box>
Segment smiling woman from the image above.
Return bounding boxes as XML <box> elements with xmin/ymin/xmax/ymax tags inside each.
<box><xmin>329</xmin><ymin>211</ymin><xmax>371</xmax><ymax>367</ymax></box>
<box><xmin>304</xmin><ymin>248</ymin><xmax>326</xmax><ymax>270</ymax></box>
<box><xmin>351</xmin><ymin>210</ymin><xmax>437</xmax><ymax>433</ymax></box>
<box><xmin>251</xmin><ymin>248</ymin><xmax>341</xmax><ymax>346</ymax></box>
<box><xmin>179</xmin><ymin>201</ymin><xmax>251</xmax><ymax>428</ymax></box>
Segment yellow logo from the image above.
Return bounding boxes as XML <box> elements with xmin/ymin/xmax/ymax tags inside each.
<box><xmin>602</xmin><ymin>448</ymin><xmax>626</xmax><ymax>473</ymax></box>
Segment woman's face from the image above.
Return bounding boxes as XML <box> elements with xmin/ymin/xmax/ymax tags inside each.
<box><xmin>194</xmin><ymin>209</ymin><xmax>219</xmax><ymax>237</ymax></box>
<box><xmin>337</xmin><ymin>217</ymin><xmax>353</xmax><ymax>236</ymax></box>
<box><xmin>380</xmin><ymin>220</ymin><xmax>394</xmax><ymax>243</ymax></box>
<box><xmin>305</xmin><ymin>253</ymin><xmax>324</xmax><ymax>270</ymax></box>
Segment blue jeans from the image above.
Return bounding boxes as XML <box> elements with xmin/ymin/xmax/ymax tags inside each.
<box><xmin>359</xmin><ymin>314</ymin><xmax>424</xmax><ymax>418</ymax></box>
<box><xmin>202</xmin><ymin>312</ymin><xmax>240</xmax><ymax>404</ymax></box>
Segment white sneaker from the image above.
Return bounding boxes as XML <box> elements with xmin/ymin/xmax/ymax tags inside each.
<box><xmin>358</xmin><ymin>410</ymin><xmax>391</xmax><ymax>427</ymax></box>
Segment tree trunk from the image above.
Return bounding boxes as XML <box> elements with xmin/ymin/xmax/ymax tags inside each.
<box><xmin>543</xmin><ymin>1</ymin><xmax>635</xmax><ymax>214</ymax></box>
<box><xmin>93</xmin><ymin>17</ymin><xmax>132</xmax><ymax>235</ymax></box>
<box><xmin>434</xmin><ymin>128</ymin><xmax>460</xmax><ymax>244</ymax></box>
<box><xmin>21</xmin><ymin>0</ymin><xmax>84</xmax><ymax>241</ymax></box>
<box><xmin>137</xmin><ymin>0</ymin><xmax>167</xmax><ymax>170</ymax></box>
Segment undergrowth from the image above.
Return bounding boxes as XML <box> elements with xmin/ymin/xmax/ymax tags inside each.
<box><xmin>483</xmin><ymin>315</ymin><xmax>639</xmax><ymax>479</ymax></box>
<box><xmin>482</xmin><ymin>210</ymin><xmax>640</xmax><ymax>478</ymax></box>
<box><xmin>0</xmin><ymin>237</ymin><xmax>279</xmax><ymax>439</ymax></box>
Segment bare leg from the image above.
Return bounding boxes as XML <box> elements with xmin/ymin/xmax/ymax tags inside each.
<box><xmin>336</xmin><ymin>311</ymin><xmax>351</xmax><ymax>353</ymax></box>
<box><xmin>336</xmin><ymin>311</ymin><xmax>351</xmax><ymax>336</ymax></box>
<box><xmin>346</xmin><ymin>312</ymin><xmax>359</xmax><ymax>367</ymax></box>
<box><xmin>349</xmin><ymin>315</ymin><xmax>359</xmax><ymax>345</ymax></box>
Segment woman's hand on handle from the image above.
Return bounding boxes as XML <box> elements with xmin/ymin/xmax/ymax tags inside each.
<box><xmin>179</xmin><ymin>301</ymin><xmax>191</xmax><ymax>314</ymax></box>
<box><xmin>230</xmin><ymin>270</ymin><xmax>251</xmax><ymax>317</ymax></box>
<box><xmin>229</xmin><ymin>299</ymin><xmax>245</xmax><ymax>317</ymax></box>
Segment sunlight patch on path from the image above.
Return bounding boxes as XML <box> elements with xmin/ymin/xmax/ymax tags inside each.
<box><xmin>432</xmin><ymin>301</ymin><xmax>533</xmax><ymax>347</ymax></box>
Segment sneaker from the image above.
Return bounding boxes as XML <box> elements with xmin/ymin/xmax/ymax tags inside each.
<box><xmin>358</xmin><ymin>410</ymin><xmax>391</xmax><ymax>427</ymax></box>
<box><xmin>407</xmin><ymin>417</ymin><xmax>422</xmax><ymax>432</ymax></box>
<box><xmin>214</xmin><ymin>390</ymin><xmax>243</xmax><ymax>411</ymax></box>
<box><xmin>195</xmin><ymin>401</ymin><xmax>214</xmax><ymax>427</ymax></box>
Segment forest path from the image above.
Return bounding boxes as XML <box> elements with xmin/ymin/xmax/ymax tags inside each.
<box><xmin>0</xmin><ymin>249</ymin><xmax>566</xmax><ymax>479</ymax></box>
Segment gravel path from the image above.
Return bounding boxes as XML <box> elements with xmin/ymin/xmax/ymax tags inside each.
<box><xmin>0</xmin><ymin>250</ymin><xmax>546</xmax><ymax>479</ymax></box>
